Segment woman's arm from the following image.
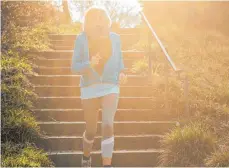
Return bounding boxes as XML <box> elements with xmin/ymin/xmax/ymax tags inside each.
<box><xmin>71</xmin><ymin>34</ymin><xmax>92</xmax><ymax>75</ymax></box>
<box><xmin>117</xmin><ymin>35</ymin><xmax>125</xmax><ymax>72</ymax></box>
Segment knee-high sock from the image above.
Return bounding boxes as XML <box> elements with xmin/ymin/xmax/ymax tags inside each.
<box><xmin>83</xmin><ymin>131</ymin><xmax>94</xmax><ymax>152</ymax></box>
<box><xmin>101</xmin><ymin>136</ymin><xmax>114</xmax><ymax>158</ymax></box>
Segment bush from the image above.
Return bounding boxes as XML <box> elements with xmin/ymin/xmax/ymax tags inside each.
<box><xmin>131</xmin><ymin>58</ymin><xmax>148</xmax><ymax>75</ymax></box>
<box><xmin>159</xmin><ymin>122</ymin><xmax>216</xmax><ymax>166</ymax></box>
<box><xmin>205</xmin><ymin>149</ymin><xmax>229</xmax><ymax>167</ymax></box>
<box><xmin>136</xmin><ymin>3</ymin><xmax>229</xmax><ymax>166</ymax></box>
<box><xmin>205</xmin><ymin>133</ymin><xmax>229</xmax><ymax>167</ymax></box>
<box><xmin>1</xmin><ymin>1</ymin><xmax>59</xmax><ymax>166</ymax></box>
<box><xmin>49</xmin><ymin>22</ymin><xmax>82</xmax><ymax>34</ymax></box>
<box><xmin>1</xmin><ymin>56</ymin><xmax>38</xmax><ymax>112</ymax></box>
<box><xmin>1</xmin><ymin>1</ymin><xmax>60</xmax><ymax>54</ymax></box>
<box><xmin>199</xmin><ymin>103</ymin><xmax>229</xmax><ymax>138</ymax></box>
<box><xmin>1</xmin><ymin>142</ymin><xmax>54</xmax><ymax>167</ymax></box>
<box><xmin>1</xmin><ymin>108</ymin><xmax>40</xmax><ymax>144</ymax></box>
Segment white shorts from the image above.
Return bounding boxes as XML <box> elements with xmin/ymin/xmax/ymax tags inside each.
<box><xmin>80</xmin><ymin>83</ymin><xmax>120</xmax><ymax>99</ymax></box>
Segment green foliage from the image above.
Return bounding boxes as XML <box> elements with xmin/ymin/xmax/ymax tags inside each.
<box><xmin>159</xmin><ymin>122</ymin><xmax>216</xmax><ymax>166</ymax></box>
<box><xmin>49</xmin><ymin>22</ymin><xmax>82</xmax><ymax>34</ymax></box>
<box><xmin>1</xmin><ymin>142</ymin><xmax>54</xmax><ymax>167</ymax></box>
<box><xmin>205</xmin><ymin>149</ymin><xmax>229</xmax><ymax>167</ymax></box>
<box><xmin>1</xmin><ymin>20</ymin><xmax>53</xmax><ymax>54</ymax></box>
<box><xmin>1</xmin><ymin>1</ymin><xmax>59</xmax><ymax>28</ymax></box>
<box><xmin>132</xmin><ymin>8</ymin><xmax>229</xmax><ymax>167</ymax></box>
<box><xmin>1</xmin><ymin>56</ymin><xmax>38</xmax><ymax>112</ymax></box>
<box><xmin>1</xmin><ymin>108</ymin><xmax>40</xmax><ymax>144</ymax></box>
<box><xmin>1</xmin><ymin>56</ymin><xmax>39</xmax><ymax>144</ymax></box>
<box><xmin>199</xmin><ymin>103</ymin><xmax>229</xmax><ymax>135</ymax></box>
<box><xmin>134</xmin><ymin>4</ymin><xmax>229</xmax><ymax>116</ymax></box>
<box><xmin>131</xmin><ymin>58</ymin><xmax>148</xmax><ymax>75</ymax></box>
<box><xmin>129</xmin><ymin>6</ymin><xmax>229</xmax><ymax>167</ymax></box>
<box><xmin>1</xmin><ymin>1</ymin><xmax>61</xmax><ymax>54</ymax></box>
<box><xmin>1</xmin><ymin>1</ymin><xmax>58</xmax><ymax>166</ymax></box>
<box><xmin>205</xmin><ymin>133</ymin><xmax>229</xmax><ymax>167</ymax></box>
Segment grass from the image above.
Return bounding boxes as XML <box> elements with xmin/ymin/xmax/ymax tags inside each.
<box><xmin>48</xmin><ymin>22</ymin><xmax>81</xmax><ymax>34</ymax></box>
<box><xmin>205</xmin><ymin>150</ymin><xmax>229</xmax><ymax>167</ymax></box>
<box><xmin>1</xmin><ymin>1</ymin><xmax>59</xmax><ymax>166</ymax></box>
<box><xmin>131</xmin><ymin>3</ymin><xmax>229</xmax><ymax>166</ymax></box>
<box><xmin>159</xmin><ymin>122</ymin><xmax>216</xmax><ymax>166</ymax></box>
<box><xmin>1</xmin><ymin>142</ymin><xmax>54</xmax><ymax>167</ymax></box>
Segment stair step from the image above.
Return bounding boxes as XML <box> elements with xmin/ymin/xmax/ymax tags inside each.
<box><xmin>48</xmin><ymin>34</ymin><xmax>139</xmax><ymax>45</ymax></box>
<box><xmin>48</xmin><ymin>149</ymin><xmax>161</xmax><ymax>167</ymax></box>
<box><xmin>33</xmin><ymin>109</ymin><xmax>177</xmax><ymax>122</ymax></box>
<box><xmin>34</xmin><ymin>97</ymin><xmax>153</xmax><ymax>109</ymax></box>
<box><xmin>37</xmin><ymin>134</ymin><xmax>162</xmax><ymax>151</ymax></box>
<box><xmin>29</xmin><ymin>75</ymin><xmax>149</xmax><ymax>86</ymax></box>
<box><xmin>30</xmin><ymin>51</ymin><xmax>145</xmax><ymax>59</ymax></box>
<box><xmin>34</xmin><ymin>86</ymin><xmax>153</xmax><ymax>97</ymax></box>
<box><xmin>48</xmin><ymin>34</ymin><xmax>139</xmax><ymax>50</ymax></box>
<box><xmin>112</xmin><ymin>28</ymin><xmax>141</xmax><ymax>34</ymax></box>
<box><xmin>51</xmin><ymin>44</ymin><xmax>137</xmax><ymax>51</ymax></box>
<box><xmin>49</xmin><ymin>34</ymin><xmax>138</xmax><ymax>41</ymax></box>
<box><xmin>35</xmin><ymin>58</ymin><xmax>136</xmax><ymax>68</ymax></box>
<box><xmin>51</xmin><ymin>43</ymin><xmax>133</xmax><ymax>51</ymax></box>
<box><xmin>38</xmin><ymin>121</ymin><xmax>177</xmax><ymax>136</ymax></box>
<box><xmin>32</xmin><ymin>28</ymin><xmax>171</xmax><ymax>167</ymax></box>
<box><xmin>35</xmin><ymin>67</ymin><xmax>135</xmax><ymax>75</ymax></box>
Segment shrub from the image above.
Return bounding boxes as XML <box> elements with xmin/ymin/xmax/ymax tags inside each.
<box><xmin>159</xmin><ymin>122</ymin><xmax>216</xmax><ymax>166</ymax></box>
<box><xmin>138</xmin><ymin>3</ymin><xmax>229</xmax><ymax>167</ymax></box>
<box><xmin>205</xmin><ymin>132</ymin><xmax>229</xmax><ymax>167</ymax></box>
<box><xmin>1</xmin><ymin>1</ymin><xmax>60</xmax><ymax>55</ymax></box>
<box><xmin>1</xmin><ymin>56</ymin><xmax>38</xmax><ymax>112</ymax></box>
<box><xmin>49</xmin><ymin>22</ymin><xmax>82</xmax><ymax>34</ymax></box>
<box><xmin>205</xmin><ymin>149</ymin><xmax>229</xmax><ymax>167</ymax></box>
<box><xmin>1</xmin><ymin>142</ymin><xmax>54</xmax><ymax>167</ymax></box>
<box><xmin>1</xmin><ymin>1</ymin><xmax>59</xmax><ymax>166</ymax></box>
<box><xmin>199</xmin><ymin>103</ymin><xmax>229</xmax><ymax>137</ymax></box>
<box><xmin>131</xmin><ymin>58</ymin><xmax>148</xmax><ymax>75</ymax></box>
<box><xmin>1</xmin><ymin>108</ymin><xmax>40</xmax><ymax>144</ymax></box>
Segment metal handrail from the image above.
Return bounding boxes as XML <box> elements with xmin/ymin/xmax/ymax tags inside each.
<box><xmin>140</xmin><ymin>11</ymin><xmax>189</xmax><ymax>116</ymax></box>
<box><xmin>140</xmin><ymin>11</ymin><xmax>181</xmax><ymax>73</ymax></box>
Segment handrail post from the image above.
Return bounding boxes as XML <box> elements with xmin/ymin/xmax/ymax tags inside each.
<box><xmin>184</xmin><ymin>74</ymin><xmax>189</xmax><ymax>116</ymax></box>
<box><xmin>164</xmin><ymin>63</ymin><xmax>169</xmax><ymax>113</ymax></box>
<box><xmin>147</xmin><ymin>28</ymin><xmax>152</xmax><ymax>84</ymax></box>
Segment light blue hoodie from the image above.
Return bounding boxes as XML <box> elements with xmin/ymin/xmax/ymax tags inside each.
<box><xmin>71</xmin><ymin>31</ymin><xmax>125</xmax><ymax>87</ymax></box>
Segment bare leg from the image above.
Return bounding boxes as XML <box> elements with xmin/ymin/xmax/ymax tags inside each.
<box><xmin>101</xmin><ymin>93</ymin><xmax>119</xmax><ymax>166</ymax></box>
<box><xmin>81</xmin><ymin>97</ymin><xmax>100</xmax><ymax>157</ymax></box>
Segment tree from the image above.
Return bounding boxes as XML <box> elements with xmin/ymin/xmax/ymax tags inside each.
<box><xmin>62</xmin><ymin>0</ymin><xmax>71</xmax><ymax>24</ymax></box>
<box><xmin>71</xmin><ymin>0</ymin><xmax>142</xmax><ymax>28</ymax></box>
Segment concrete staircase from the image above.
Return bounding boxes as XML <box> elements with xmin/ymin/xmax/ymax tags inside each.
<box><xmin>31</xmin><ymin>29</ymin><xmax>178</xmax><ymax>167</ymax></box>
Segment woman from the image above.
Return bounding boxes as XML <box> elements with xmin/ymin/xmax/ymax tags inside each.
<box><xmin>71</xmin><ymin>6</ymin><xmax>127</xmax><ymax>167</ymax></box>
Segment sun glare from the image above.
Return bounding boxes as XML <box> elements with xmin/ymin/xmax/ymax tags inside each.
<box><xmin>51</xmin><ymin>0</ymin><xmax>141</xmax><ymax>23</ymax></box>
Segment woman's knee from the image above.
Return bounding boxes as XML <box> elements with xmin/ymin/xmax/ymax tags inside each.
<box><xmin>102</xmin><ymin>123</ymin><xmax>114</xmax><ymax>139</ymax></box>
<box><xmin>85</xmin><ymin>129</ymin><xmax>96</xmax><ymax>140</ymax></box>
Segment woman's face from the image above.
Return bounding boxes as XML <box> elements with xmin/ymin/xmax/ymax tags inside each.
<box><xmin>87</xmin><ymin>11</ymin><xmax>110</xmax><ymax>38</ymax></box>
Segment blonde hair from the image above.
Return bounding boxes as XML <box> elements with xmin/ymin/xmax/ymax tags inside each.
<box><xmin>83</xmin><ymin>6</ymin><xmax>112</xmax><ymax>32</ymax></box>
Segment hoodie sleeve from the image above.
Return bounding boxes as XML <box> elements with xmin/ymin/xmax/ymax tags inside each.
<box><xmin>117</xmin><ymin>35</ymin><xmax>125</xmax><ymax>72</ymax></box>
<box><xmin>71</xmin><ymin>34</ymin><xmax>91</xmax><ymax>74</ymax></box>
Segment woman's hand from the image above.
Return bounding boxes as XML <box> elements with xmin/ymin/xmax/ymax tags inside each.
<box><xmin>91</xmin><ymin>53</ymin><xmax>101</xmax><ymax>67</ymax></box>
<box><xmin>119</xmin><ymin>72</ymin><xmax>127</xmax><ymax>84</ymax></box>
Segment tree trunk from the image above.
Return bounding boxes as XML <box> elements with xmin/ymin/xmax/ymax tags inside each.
<box><xmin>62</xmin><ymin>0</ymin><xmax>71</xmax><ymax>24</ymax></box>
